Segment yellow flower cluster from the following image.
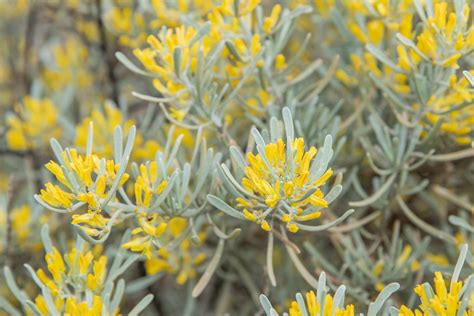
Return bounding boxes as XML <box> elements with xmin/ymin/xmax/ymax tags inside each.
<box><xmin>237</xmin><ymin>138</ymin><xmax>333</xmax><ymax>233</ymax></box>
<box><xmin>33</xmin><ymin>246</ymin><xmax>110</xmax><ymax>315</ymax></box>
<box><xmin>122</xmin><ymin>214</ymin><xmax>168</xmax><ymax>259</ymax></box>
<box><xmin>74</xmin><ymin>103</ymin><xmax>161</xmax><ymax>159</ymax></box>
<box><xmin>35</xmin><ymin>295</ymin><xmax>107</xmax><ymax>316</ymax></box>
<box><xmin>39</xmin><ymin>149</ymin><xmax>129</xmax><ymax>236</ymax></box>
<box><xmin>6</xmin><ymin>205</ymin><xmax>33</xmax><ymax>244</ymax></box>
<box><xmin>0</xmin><ymin>205</ymin><xmax>47</xmax><ymax>253</ymax></box>
<box><xmin>397</xmin><ymin>2</ymin><xmax>472</xmax><ymax>70</ymax></box>
<box><xmin>425</xmin><ymin>73</ymin><xmax>474</xmax><ymax>145</ymax></box>
<box><xmin>334</xmin><ymin>0</ymin><xmax>474</xmax><ymax>145</ymax></box>
<box><xmin>149</xmin><ymin>0</ymin><xmax>214</xmax><ymax>28</ymax></box>
<box><xmin>42</xmin><ymin>38</ymin><xmax>93</xmax><ymax>91</ymax></box>
<box><xmin>123</xmin><ymin>216</ymin><xmax>207</xmax><ymax>285</ymax></box>
<box><xmin>399</xmin><ymin>272</ymin><xmax>472</xmax><ymax>316</ymax></box>
<box><xmin>133</xmin><ymin>161</ymin><xmax>169</xmax><ymax>209</ymax></box>
<box><xmin>133</xmin><ymin>0</ymin><xmax>285</xmax><ymax>122</ymax></box>
<box><xmin>6</xmin><ymin>97</ymin><xmax>62</xmax><ymax>151</ymax></box>
<box><xmin>288</xmin><ymin>290</ymin><xmax>354</xmax><ymax>316</ymax></box>
<box><xmin>105</xmin><ymin>0</ymin><xmax>214</xmax><ymax>48</ymax></box>
<box><xmin>134</xmin><ymin>25</ymin><xmax>209</xmax><ymax>120</ymax></box>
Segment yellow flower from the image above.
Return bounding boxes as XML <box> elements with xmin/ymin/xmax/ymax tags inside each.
<box><xmin>237</xmin><ymin>137</ymin><xmax>333</xmax><ymax>232</ymax></box>
<box><xmin>122</xmin><ymin>214</ymin><xmax>168</xmax><ymax>258</ymax></box>
<box><xmin>400</xmin><ymin>271</ymin><xmax>469</xmax><ymax>316</ymax></box>
<box><xmin>9</xmin><ymin>205</ymin><xmax>31</xmax><ymax>243</ymax></box>
<box><xmin>32</xmin><ymin>244</ymin><xmax>110</xmax><ymax>315</ymax></box>
<box><xmin>42</xmin><ymin>38</ymin><xmax>92</xmax><ymax>90</ymax></box>
<box><xmin>263</xmin><ymin>4</ymin><xmax>282</xmax><ymax>34</ymax></box>
<box><xmin>75</xmin><ymin>103</ymin><xmax>160</xmax><ymax>160</ymax></box>
<box><xmin>288</xmin><ymin>290</ymin><xmax>354</xmax><ymax>316</ymax></box>
<box><xmin>425</xmin><ymin>73</ymin><xmax>474</xmax><ymax>145</ymax></box>
<box><xmin>6</xmin><ymin>97</ymin><xmax>62</xmax><ymax>151</ymax></box>
<box><xmin>39</xmin><ymin>147</ymin><xmax>130</xmax><ymax>236</ymax></box>
<box><xmin>143</xmin><ymin>217</ymin><xmax>207</xmax><ymax>285</ymax></box>
<box><xmin>150</xmin><ymin>0</ymin><xmax>213</xmax><ymax>28</ymax></box>
<box><xmin>134</xmin><ymin>161</ymin><xmax>169</xmax><ymax>208</ymax></box>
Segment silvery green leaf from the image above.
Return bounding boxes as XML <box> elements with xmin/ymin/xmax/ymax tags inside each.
<box><xmin>173</xmin><ymin>47</ymin><xmax>182</xmax><ymax>77</ymax></box>
<box><xmin>282</xmin><ymin>107</ymin><xmax>294</xmax><ymax>142</ymax></box>
<box><xmin>225</xmin><ymin>41</ymin><xmax>243</xmax><ymax>62</ymax></box>
<box><xmin>109</xmin><ymin>279</ymin><xmax>125</xmax><ymax>314</ymax></box>
<box><xmin>24</xmin><ymin>301</ymin><xmax>42</xmax><ymax>316</ymax></box>
<box><xmin>0</xmin><ymin>296</ymin><xmax>21</xmax><ymax>316</ymax></box>
<box><xmin>269</xmin><ymin>117</ymin><xmax>280</xmax><ymax>143</ymax></box>
<box><xmin>190</xmin><ymin>21</ymin><xmax>211</xmax><ymax>46</ymax></box>
<box><xmin>259</xmin><ymin>294</ymin><xmax>278</xmax><ymax>316</ymax></box>
<box><xmin>395</xmin><ymin>125</ymin><xmax>408</xmax><ymax>166</ymax></box>
<box><xmin>213</xmin><ymin>226</ymin><xmax>241</xmax><ymax>240</ymax></box>
<box><xmin>251</xmin><ymin>127</ymin><xmax>267</xmax><ymax>150</ymax></box>
<box><xmin>369</xmin><ymin>115</ymin><xmax>393</xmax><ymax>162</ymax></box>
<box><xmin>40</xmin><ymin>285</ymin><xmax>59</xmax><ymax>316</ymax></box>
<box><xmin>192</xmin><ymin>239</ymin><xmax>225</xmax><ymax>297</ymax></box>
<box><xmin>125</xmin><ymin>274</ymin><xmax>163</xmax><ymax>295</ymax></box>
<box><xmin>74</xmin><ymin>225</ymin><xmax>107</xmax><ymax>244</ymax></box>
<box><xmin>40</xmin><ymin>225</ymin><xmax>54</xmax><ymax>253</ymax></box>
<box><xmin>367</xmin><ymin>283</ymin><xmax>400</xmax><ymax>316</ymax></box>
<box><xmin>150</xmin><ymin>172</ymin><xmax>177</xmax><ymax>208</ymax></box>
<box><xmin>107</xmin><ymin>230</ymin><xmax>132</xmax><ymax>280</ymax></box>
<box><xmin>349</xmin><ymin>173</ymin><xmax>397</xmax><ymax>207</ymax></box>
<box><xmin>132</xmin><ymin>91</ymin><xmax>175</xmax><ymax>103</ymax></box>
<box><xmin>414</xmin><ymin>0</ymin><xmax>427</xmax><ymax>22</ymax></box>
<box><xmin>230</xmin><ymin>146</ymin><xmax>247</xmax><ymax>174</ymax></box>
<box><xmin>115</xmin><ymin>52</ymin><xmax>154</xmax><ymax>77</ymax></box>
<box><xmin>216</xmin><ymin>164</ymin><xmax>242</xmax><ymax>198</ymax></box>
<box><xmin>49</xmin><ymin>138</ymin><xmax>65</xmax><ymax>165</ymax></box>
<box><xmin>369</xmin><ymin>73</ymin><xmax>411</xmax><ymax>111</ymax></box>
<box><xmin>23</xmin><ymin>264</ymin><xmax>43</xmax><ymax>288</ymax></box>
<box><xmin>463</xmin><ymin>71</ymin><xmax>474</xmax><ymax>87</ymax></box>
<box><xmin>256</xmin><ymin>144</ymin><xmax>275</xmax><ymax>175</ymax></box>
<box><xmin>103</xmin><ymin>126</ymin><xmax>136</xmax><ymax>207</ymax></box>
<box><xmin>189</xmin><ymin>151</ymin><xmax>218</xmax><ymax>204</ymax></box>
<box><xmin>191</xmin><ymin>127</ymin><xmax>204</xmax><ymax>167</ymax></box>
<box><xmin>458</xmin><ymin>277</ymin><xmax>473</xmax><ymax>316</ymax></box>
<box><xmin>297</xmin><ymin>209</ymin><xmax>354</xmax><ymax>232</ymax></box>
<box><xmin>449</xmin><ymin>216</ymin><xmax>474</xmax><ymax>233</ymax></box>
<box><xmin>114</xmin><ymin>125</ymin><xmax>123</xmax><ymax>162</ymax></box>
<box><xmin>86</xmin><ymin>122</ymin><xmax>94</xmax><ymax>156</ymax></box>
<box><xmin>317</xmin><ymin>272</ymin><xmax>327</xmax><ymax>309</ymax></box>
<box><xmin>333</xmin><ymin>285</ymin><xmax>346</xmax><ymax>311</ymax></box>
<box><xmin>452</xmin><ymin>244</ymin><xmax>468</xmax><ymax>286</ymax></box>
<box><xmin>310</xmin><ymin>135</ymin><xmax>333</xmax><ymax>181</ymax></box>
<box><xmin>291</xmin><ymin>188</ymin><xmax>317</xmax><ymax>205</ymax></box>
<box><xmin>402</xmin><ymin>179</ymin><xmax>429</xmax><ymax>196</ymax></box>
<box><xmin>325</xmin><ymin>184</ymin><xmax>343</xmax><ymax>204</ymax></box>
<box><xmin>180</xmin><ymin>163</ymin><xmax>191</xmax><ymax>201</ymax></box>
<box><xmin>207</xmin><ymin>194</ymin><xmax>245</xmax><ymax>220</ymax></box>
<box><xmin>33</xmin><ymin>195</ymin><xmax>68</xmax><ymax>213</ymax></box>
<box><xmin>425</xmin><ymin>0</ymin><xmax>433</xmax><ymax>16</ymax></box>
<box><xmin>166</xmin><ymin>134</ymin><xmax>183</xmax><ymax>168</ymax></box>
<box><xmin>295</xmin><ymin>293</ymin><xmax>308</xmax><ymax>316</ymax></box>
<box><xmin>128</xmin><ymin>294</ymin><xmax>154</xmax><ymax>316</ymax></box>
<box><xmin>220</xmin><ymin>163</ymin><xmax>258</xmax><ymax>199</ymax></box>
<box><xmin>109</xmin><ymin>254</ymin><xmax>140</xmax><ymax>281</ymax></box>
<box><xmin>62</xmin><ymin>165</ymin><xmax>80</xmax><ymax>192</ymax></box>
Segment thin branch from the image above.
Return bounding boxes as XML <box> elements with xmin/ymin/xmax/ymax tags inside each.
<box><xmin>397</xmin><ymin>195</ymin><xmax>456</xmax><ymax>244</ymax></box>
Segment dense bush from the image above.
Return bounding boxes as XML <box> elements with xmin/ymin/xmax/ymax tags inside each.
<box><xmin>0</xmin><ymin>0</ymin><xmax>472</xmax><ymax>315</ymax></box>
